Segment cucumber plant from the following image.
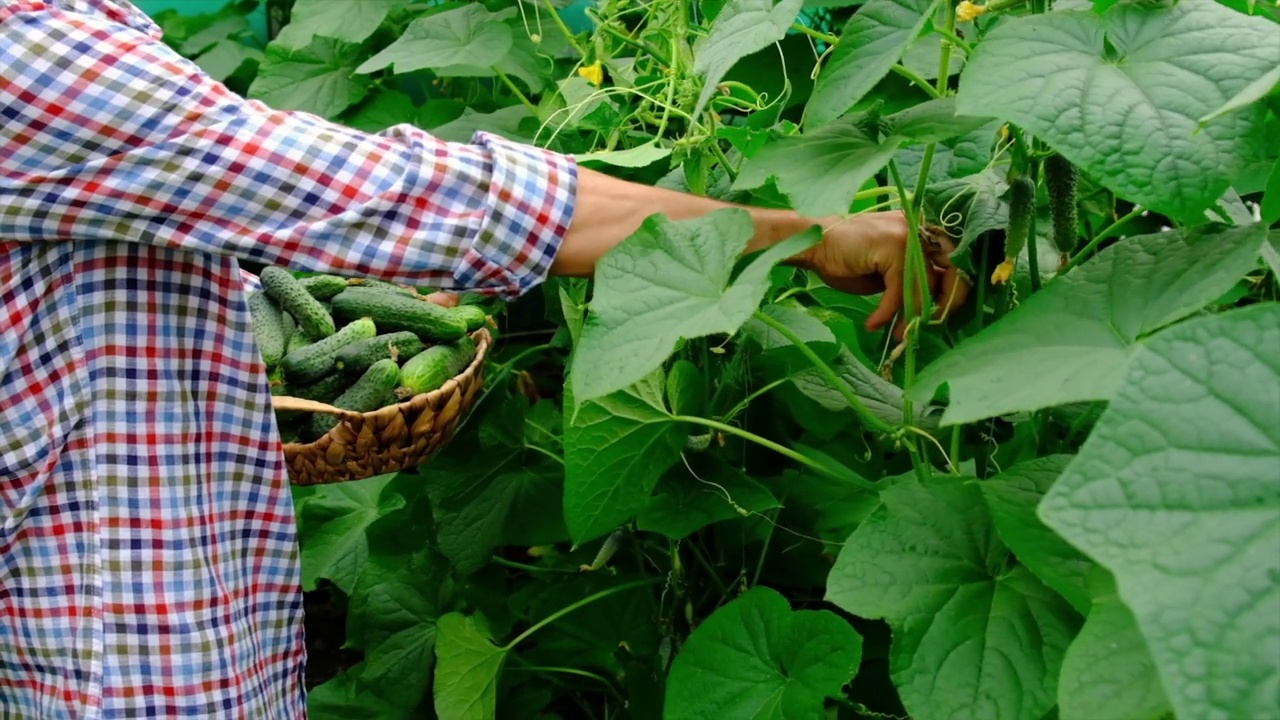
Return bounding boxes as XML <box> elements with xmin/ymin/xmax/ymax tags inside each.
<box><xmin>169</xmin><ymin>1</ymin><xmax>1280</xmax><ymax>719</ymax></box>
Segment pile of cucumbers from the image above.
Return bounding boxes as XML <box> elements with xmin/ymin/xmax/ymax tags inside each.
<box><xmin>247</xmin><ymin>266</ymin><xmax>486</xmax><ymax>443</ymax></box>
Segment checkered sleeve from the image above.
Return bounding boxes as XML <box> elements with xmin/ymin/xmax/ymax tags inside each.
<box><xmin>0</xmin><ymin>1</ymin><xmax>578</xmax><ymax>300</ymax></box>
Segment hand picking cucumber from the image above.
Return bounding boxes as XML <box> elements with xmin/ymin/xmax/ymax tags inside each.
<box><xmin>261</xmin><ymin>265</ymin><xmax>337</xmax><ymax>340</ymax></box>
<box><xmin>330</xmin><ymin>287</ymin><xmax>468</xmax><ymax>342</ymax></box>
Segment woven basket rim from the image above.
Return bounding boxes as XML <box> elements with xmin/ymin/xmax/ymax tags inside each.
<box><xmin>273</xmin><ymin>327</ymin><xmax>492</xmax><ymax>449</ymax></box>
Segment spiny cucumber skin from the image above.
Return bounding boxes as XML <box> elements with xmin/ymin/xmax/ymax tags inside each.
<box><xmin>281</xmin><ymin>317</ymin><xmax>377</xmax><ymax>384</ymax></box>
<box><xmin>286</xmin><ymin>329</ymin><xmax>313</xmax><ymax>354</ymax></box>
<box><xmin>453</xmin><ymin>305</ymin><xmax>488</xmax><ymax>332</ymax></box>
<box><xmin>397</xmin><ymin>337</ymin><xmax>476</xmax><ymax>397</ymax></box>
<box><xmin>307</xmin><ymin>359</ymin><xmax>401</xmax><ymax>437</ymax></box>
<box><xmin>335</xmin><ymin>331</ymin><xmax>425</xmax><ymax>375</ymax></box>
<box><xmin>330</xmin><ymin>287</ymin><xmax>468</xmax><ymax>342</ymax></box>
<box><xmin>261</xmin><ymin>266</ymin><xmax>337</xmax><ymax>341</ymax></box>
<box><xmin>298</xmin><ymin>274</ymin><xmax>350</xmax><ymax>300</ymax></box>
<box><xmin>280</xmin><ymin>311</ymin><xmax>296</xmax><ymax>349</ymax></box>
<box><xmin>1044</xmin><ymin>154</ymin><xmax>1080</xmax><ymax>255</ymax></box>
<box><xmin>1004</xmin><ymin>175</ymin><xmax>1036</xmax><ymax>260</ymax></box>
<box><xmin>348</xmin><ymin>277</ymin><xmax>420</xmax><ymax>295</ymax></box>
<box><xmin>247</xmin><ymin>290</ymin><xmax>287</xmax><ymax>369</ymax></box>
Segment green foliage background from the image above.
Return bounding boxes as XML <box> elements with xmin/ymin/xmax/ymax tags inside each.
<box><xmin>158</xmin><ymin>0</ymin><xmax>1280</xmax><ymax>718</ymax></box>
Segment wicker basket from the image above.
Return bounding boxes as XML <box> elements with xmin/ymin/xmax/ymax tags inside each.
<box><xmin>272</xmin><ymin>328</ymin><xmax>492</xmax><ymax>485</ymax></box>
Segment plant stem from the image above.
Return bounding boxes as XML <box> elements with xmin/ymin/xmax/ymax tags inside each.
<box><xmin>889</xmin><ymin>161</ymin><xmax>932</xmax><ymax>484</ymax></box>
<box><xmin>687</xmin><ymin>541</ymin><xmax>730</xmax><ymax>596</ymax></box>
<box><xmin>933</xmin><ymin>27</ymin><xmax>972</xmax><ymax>56</ymax></box>
<box><xmin>790</xmin><ymin>22</ymin><xmax>838</xmax><ymax>45</ymax></box>
<box><xmin>750</xmin><ymin>311</ymin><xmax>894</xmax><ymax>435</ymax></box>
<box><xmin>597</xmin><ymin>22</ymin><xmax>671</xmax><ymax>65</ymax></box>
<box><xmin>708</xmin><ymin>141</ymin><xmax>738</xmax><ymax>183</ymax></box>
<box><xmin>752</xmin><ymin>508</ymin><xmax>778</xmax><ymax>587</ymax></box>
<box><xmin>671</xmin><ymin>415</ymin><xmax>876</xmax><ymax>490</ymax></box>
<box><xmin>504</xmin><ymin>578</ymin><xmax>659</xmax><ymax>651</ymax></box>
<box><xmin>1059</xmin><ymin>206</ymin><xmax>1143</xmax><ymax>274</ymax></box>
<box><xmin>721</xmin><ymin>377</ymin><xmax>790</xmax><ymax>423</ymax></box>
<box><xmin>936</xmin><ymin>0</ymin><xmax>958</xmax><ymax>88</ymax></box>
<box><xmin>949</xmin><ymin>425</ymin><xmax>962</xmax><ymax>475</ymax></box>
<box><xmin>494</xmin><ymin>68</ymin><xmax>539</xmax><ymax>117</ymax></box>
<box><xmin>525</xmin><ymin>443</ymin><xmax>564</xmax><ymax>466</ymax></box>
<box><xmin>539</xmin><ymin>0</ymin><xmax>587</xmax><ymax>56</ymax></box>
<box><xmin>891</xmin><ymin>65</ymin><xmax>944</xmax><ymax>98</ymax></box>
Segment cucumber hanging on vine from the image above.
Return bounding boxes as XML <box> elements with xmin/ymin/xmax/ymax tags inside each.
<box><xmin>992</xmin><ymin>174</ymin><xmax>1036</xmax><ymax>285</ymax></box>
<box><xmin>1044</xmin><ymin>153</ymin><xmax>1080</xmax><ymax>268</ymax></box>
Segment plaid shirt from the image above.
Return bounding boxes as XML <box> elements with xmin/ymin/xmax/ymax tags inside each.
<box><xmin>0</xmin><ymin>1</ymin><xmax>577</xmax><ymax>717</ymax></box>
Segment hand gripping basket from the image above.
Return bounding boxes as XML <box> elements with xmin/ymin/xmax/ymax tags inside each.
<box><xmin>270</xmin><ymin>328</ymin><xmax>492</xmax><ymax>486</ymax></box>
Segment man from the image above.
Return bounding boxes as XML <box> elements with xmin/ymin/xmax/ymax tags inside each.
<box><xmin>0</xmin><ymin>0</ymin><xmax>968</xmax><ymax>717</ymax></box>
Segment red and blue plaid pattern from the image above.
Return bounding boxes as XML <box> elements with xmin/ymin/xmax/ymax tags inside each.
<box><xmin>0</xmin><ymin>1</ymin><xmax>578</xmax><ymax>717</ymax></box>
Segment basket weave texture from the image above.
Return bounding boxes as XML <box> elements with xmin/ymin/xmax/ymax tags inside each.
<box><xmin>273</xmin><ymin>328</ymin><xmax>491</xmax><ymax>485</ymax></box>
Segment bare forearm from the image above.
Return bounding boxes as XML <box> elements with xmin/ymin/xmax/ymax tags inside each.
<box><xmin>550</xmin><ymin>167</ymin><xmax>823</xmax><ymax>277</ymax></box>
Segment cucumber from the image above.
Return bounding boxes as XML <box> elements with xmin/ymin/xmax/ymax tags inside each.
<box><xmin>286</xmin><ymin>328</ymin><xmax>312</xmax><ymax>354</ymax></box>
<box><xmin>288</xmin><ymin>372</ymin><xmax>348</xmax><ymax>404</ymax></box>
<box><xmin>348</xmin><ymin>277</ymin><xmax>419</xmax><ymax>295</ymax></box>
<box><xmin>396</xmin><ymin>336</ymin><xmax>477</xmax><ymax>397</ymax></box>
<box><xmin>280</xmin><ymin>311</ymin><xmax>296</xmax><ymax>349</ymax></box>
<box><xmin>330</xmin><ymin>287</ymin><xmax>468</xmax><ymax>342</ymax></box>
<box><xmin>298</xmin><ymin>274</ymin><xmax>349</xmax><ymax>300</ymax></box>
<box><xmin>261</xmin><ymin>265</ymin><xmax>337</xmax><ymax>340</ymax></box>
<box><xmin>281</xmin><ymin>316</ymin><xmax>377</xmax><ymax>383</ymax></box>
<box><xmin>993</xmin><ymin>174</ymin><xmax>1036</xmax><ymax>285</ymax></box>
<box><xmin>307</xmin><ymin>359</ymin><xmax>402</xmax><ymax>438</ymax></box>
<box><xmin>247</xmin><ymin>290</ymin><xmax>287</xmax><ymax>369</ymax></box>
<box><xmin>453</xmin><ymin>305</ymin><xmax>488</xmax><ymax>332</ymax></box>
<box><xmin>335</xmin><ymin>331</ymin><xmax>425</xmax><ymax>375</ymax></box>
<box><xmin>1044</xmin><ymin>153</ymin><xmax>1079</xmax><ymax>257</ymax></box>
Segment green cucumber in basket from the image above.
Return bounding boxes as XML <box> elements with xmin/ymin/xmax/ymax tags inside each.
<box><xmin>330</xmin><ymin>286</ymin><xmax>468</xmax><ymax>342</ymax></box>
<box><xmin>335</xmin><ymin>331</ymin><xmax>425</xmax><ymax>375</ymax></box>
<box><xmin>306</xmin><ymin>359</ymin><xmax>402</xmax><ymax>438</ymax></box>
<box><xmin>347</xmin><ymin>277</ymin><xmax>420</xmax><ymax>295</ymax></box>
<box><xmin>298</xmin><ymin>274</ymin><xmax>349</xmax><ymax>300</ymax></box>
<box><xmin>281</xmin><ymin>316</ymin><xmax>377</xmax><ymax>383</ymax></box>
<box><xmin>396</xmin><ymin>336</ymin><xmax>477</xmax><ymax>398</ymax></box>
<box><xmin>260</xmin><ymin>265</ymin><xmax>337</xmax><ymax>340</ymax></box>
<box><xmin>453</xmin><ymin>305</ymin><xmax>488</xmax><ymax>332</ymax></box>
<box><xmin>246</xmin><ymin>290</ymin><xmax>287</xmax><ymax>369</ymax></box>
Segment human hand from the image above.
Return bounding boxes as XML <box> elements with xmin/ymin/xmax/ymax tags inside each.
<box><xmin>801</xmin><ymin>210</ymin><xmax>970</xmax><ymax>338</ymax></box>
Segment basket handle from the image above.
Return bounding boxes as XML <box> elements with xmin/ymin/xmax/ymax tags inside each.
<box><xmin>271</xmin><ymin>395</ymin><xmax>350</xmax><ymax>416</ymax></box>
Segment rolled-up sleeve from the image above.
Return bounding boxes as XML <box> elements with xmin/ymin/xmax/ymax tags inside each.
<box><xmin>0</xmin><ymin>0</ymin><xmax>577</xmax><ymax>300</ymax></box>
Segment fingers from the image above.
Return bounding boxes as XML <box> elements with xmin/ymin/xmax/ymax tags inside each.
<box><xmin>425</xmin><ymin>291</ymin><xmax>459</xmax><ymax>307</ymax></box>
<box><xmin>866</xmin><ymin>263</ymin><xmax>904</xmax><ymax>333</ymax></box>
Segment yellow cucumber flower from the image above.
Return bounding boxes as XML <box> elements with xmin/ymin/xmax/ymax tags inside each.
<box><xmin>991</xmin><ymin>257</ymin><xmax>1016</xmax><ymax>285</ymax></box>
<box><xmin>956</xmin><ymin>0</ymin><xmax>988</xmax><ymax>22</ymax></box>
<box><xmin>578</xmin><ymin>62</ymin><xmax>604</xmax><ymax>87</ymax></box>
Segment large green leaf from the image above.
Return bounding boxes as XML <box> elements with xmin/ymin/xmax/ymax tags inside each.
<box><xmin>248</xmin><ymin>37</ymin><xmax>369</xmax><ymax>119</ymax></box>
<box><xmin>569</xmin><ymin>209</ymin><xmax>820</xmax><ymax>404</ymax></box>
<box><xmin>882</xmin><ymin>96</ymin><xmax>994</xmax><ymax>145</ymax></box>
<box><xmin>1039</xmin><ymin>303</ymin><xmax>1280</xmax><ymax>720</ymax></box>
<box><xmin>1059</xmin><ymin>587</ymin><xmax>1173</xmax><ymax>720</ymax></box>
<box><xmin>563</xmin><ymin>370</ymin><xmax>687</xmax><ymax>544</ymax></box>
<box><xmin>691</xmin><ymin>0</ymin><xmax>805</xmax><ymax>118</ymax></box>
<box><xmin>734</xmin><ymin>118</ymin><xmax>902</xmax><ymax>217</ymax></box>
<box><xmin>955</xmin><ymin>0</ymin><xmax>1280</xmax><ymax>223</ymax></box>
<box><xmin>355</xmin><ymin>4</ymin><xmax>514</xmax><ymax>75</ymax></box>
<box><xmin>426</xmin><ymin>392</ymin><xmax>566</xmax><ymax>573</ymax></box>
<box><xmin>826</xmin><ymin>476</ymin><xmax>1080</xmax><ymax>720</ymax></box>
<box><xmin>663</xmin><ymin>586</ymin><xmax>863</xmax><ymax>719</ymax></box>
<box><xmin>979</xmin><ymin>455</ymin><xmax>1096</xmax><ymax>614</ymax></box>
<box><xmin>433</xmin><ymin>613</ymin><xmax>507</xmax><ymax>720</ymax></box>
<box><xmin>272</xmin><ymin>0</ymin><xmax>402</xmax><ymax>49</ymax></box>
<box><xmin>910</xmin><ymin>222</ymin><xmax>1267</xmax><ymax>425</ymax></box>
<box><xmin>806</xmin><ymin>0</ymin><xmax>941</xmax><ymax>126</ymax></box>
<box><xmin>349</xmin><ymin>578</ymin><xmax>438</xmax><ymax>708</ymax></box>
<box><xmin>294</xmin><ymin>475</ymin><xmax>404</xmax><ymax>593</ymax></box>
